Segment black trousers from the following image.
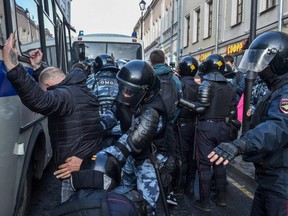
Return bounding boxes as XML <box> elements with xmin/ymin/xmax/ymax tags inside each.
<box><xmin>250</xmin><ymin>186</ymin><xmax>288</xmax><ymax>216</ymax></box>
<box><xmin>196</xmin><ymin>120</ymin><xmax>230</xmax><ymax>202</ymax></box>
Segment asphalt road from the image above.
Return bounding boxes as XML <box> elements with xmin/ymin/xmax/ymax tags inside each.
<box><xmin>29</xmin><ymin>160</ymin><xmax>255</xmax><ymax>216</ymax></box>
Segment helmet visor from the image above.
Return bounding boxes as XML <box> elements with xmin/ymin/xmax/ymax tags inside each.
<box><xmin>238</xmin><ymin>48</ymin><xmax>277</xmax><ymax>73</ymax></box>
<box><xmin>116</xmin><ymin>83</ymin><xmax>146</xmax><ymax>107</ymax></box>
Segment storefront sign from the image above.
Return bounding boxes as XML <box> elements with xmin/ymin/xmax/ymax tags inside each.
<box><xmin>226</xmin><ymin>40</ymin><xmax>247</xmax><ymax>55</ymax></box>
<box><xmin>199</xmin><ymin>51</ymin><xmax>213</xmax><ymax>62</ymax></box>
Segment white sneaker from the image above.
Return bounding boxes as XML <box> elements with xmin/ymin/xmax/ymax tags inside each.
<box><xmin>166</xmin><ymin>192</ymin><xmax>177</xmax><ymax>206</ymax></box>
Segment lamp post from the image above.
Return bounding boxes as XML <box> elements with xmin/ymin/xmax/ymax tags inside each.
<box><xmin>139</xmin><ymin>0</ymin><xmax>146</xmax><ymax>40</ymax></box>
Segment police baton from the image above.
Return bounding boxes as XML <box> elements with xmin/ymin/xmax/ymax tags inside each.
<box><xmin>192</xmin><ymin>115</ymin><xmax>198</xmax><ymax>160</ymax></box>
<box><xmin>149</xmin><ymin>143</ymin><xmax>170</xmax><ymax>216</ymax></box>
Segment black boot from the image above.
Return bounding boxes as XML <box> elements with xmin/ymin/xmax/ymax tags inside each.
<box><xmin>191</xmin><ymin>166</ymin><xmax>212</xmax><ymax>212</ymax></box>
<box><xmin>212</xmin><ymin>164</ymin><xmax>227</xmax><ymax>207</ymax></box>
<box><xmin>211</xmin><ymin>191</ymin><xmax>227</xmax><ymax>207</ymax></box>
<box><xmin>191</xmin><ymin>200</ymin><xmax>211</xmax><ymax>212</ymax></box>
<box><xmin>184</xmin><ymin>180</ymin><xmax>194</xmax><ymax>198</ymax></box>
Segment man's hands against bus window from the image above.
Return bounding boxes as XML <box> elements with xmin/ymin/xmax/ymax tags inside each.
<box><xmin>29</xmin><ymin>49</ymin><xmax>43</xmax><ymax>70</ymax></box>
<box><xmin>54</xmin><ymin>156</ymin><xmax>83</xmax><ymax>179</ymax></box>
<box><xmin>3</xmin><ymin>33</ymin><xmax>19</xmax><ymax>71</ymax></box>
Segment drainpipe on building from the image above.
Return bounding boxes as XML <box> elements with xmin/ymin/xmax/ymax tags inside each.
<box><xmin>242</xmin><ymin>0</ymin><xmax>258</xmax><ymax>133</ymax></box>
<box><xmin>176</xmin><ymin>0</ymin><xmax>182</xmax><ymax>63</ymax></box>
<box><xmin>278</xmin><ymin>0</ymin><xmax>283</xmax><ymax>31</ymax></box>
<box><xmin>215</xmin><ymin>0</ymin><xmax>220</xmax><ymax>53</ymax></box>
<box><xmin>169</xmin><ymin>0</ymin><xmax>174</xmax><ymax>65</ymax></box>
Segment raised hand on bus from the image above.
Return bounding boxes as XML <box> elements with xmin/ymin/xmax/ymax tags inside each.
<box><xmin>3</xmin><ymin>33</ymin><xmax>19</xmax><ymax>71</ymax></box>
<box><xmin>29</xmin><ymin>49</ymin><xmax>43</xmax><ymax>70</ymax></box>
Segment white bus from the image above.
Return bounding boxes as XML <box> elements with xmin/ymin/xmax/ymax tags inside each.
<box><xmin>0</xmin><ymin>0</ymin><xmax>73</xmax><ymax>215</ymax></box>
<box><xmin>71</xmin><ymin>33</ymin><xmax>145</xmax><ymax>64</ymax></box>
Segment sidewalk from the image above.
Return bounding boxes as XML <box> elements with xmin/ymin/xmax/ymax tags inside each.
<box><xmin>227</xmin><ymin>155</ymin><xmax>257</xmax><ymax>193</ymax></box>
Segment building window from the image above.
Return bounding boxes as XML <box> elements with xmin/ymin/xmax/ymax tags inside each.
<box><xmin>183</xmin><ymin>15</ymin><xmax>190</xmax><ymax>47</ymax></box>
<box><xmin>231</xmin><ymin>0</ymin><xmax>243</xmax><ymax>26</ymax></box>
<box><xmin>204</xmin><ymin>0</ymin><xmax>212</xmax><ymax>38</ymax></box>
<box><xmin>164</xmin><ymin>8</ymin><xmax>169</xmax><ymax>31</ymax></box>
<box><xmin>259</xmin><ymin>0</ymin><xmax>276</xmax><ymax>12</ymax></box>
<box><xmin>192</xmin><ymin>8</ymin><xmax>200</xmax><ymax>44</ymax></box>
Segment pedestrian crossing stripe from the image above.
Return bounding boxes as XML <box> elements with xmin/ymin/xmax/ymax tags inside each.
<box><xmin>227</xmin><ymin>176</ymin><xmax>254</xmax><ymax>199</ymax></box>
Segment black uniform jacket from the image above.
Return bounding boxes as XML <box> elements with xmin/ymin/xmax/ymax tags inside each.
<box><xmin>240</xmin><ymin>74</ymin><xmax>288</xmax><ymax>199</ymax></box>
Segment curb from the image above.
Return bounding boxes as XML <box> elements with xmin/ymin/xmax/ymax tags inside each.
<box><xmin>226</xmin><ymin>163</ymin><xmax>258</xmax><ymax>194</ymax></box>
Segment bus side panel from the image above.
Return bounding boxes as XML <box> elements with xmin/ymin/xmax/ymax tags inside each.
<box><xmin>0</xmin><ymin>61</ymin><xmax>22</xmax><ymax>216</ymax></box>
<box><xmin>0</xmin><ymin>60</ymin><xmax>52</xmax><ymax>215</ymax></box>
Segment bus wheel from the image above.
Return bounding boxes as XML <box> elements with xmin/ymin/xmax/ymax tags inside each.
<box><xmin>15</xmin><ymin>163</ymin><xmax>32</xmax><ymax>216</ymax></box>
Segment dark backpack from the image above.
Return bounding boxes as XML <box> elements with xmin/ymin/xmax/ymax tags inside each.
<box><xmin>51</xmin><ymin>189</ymin><xmax>139</xmax><ymax>216</ymax></box>
<box><xmin>158</xmin><ymin>72</ymin><xmax>179</xmax><ymax>120</ymax></box>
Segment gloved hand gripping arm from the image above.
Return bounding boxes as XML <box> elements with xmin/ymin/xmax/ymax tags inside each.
<box><xmin>179</xmin><ymin>80</ymin><xmax>213</xmax><ymax>113</ymax></box>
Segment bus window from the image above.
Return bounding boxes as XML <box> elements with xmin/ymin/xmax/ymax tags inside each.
<box><xmin>107</xmin><ymin>43</ymin><xmax>142</xmax><ymax>60</ymax></box>
<box><xmin>42</xmin><ymin>0</ymin><xmax>53</xmax><ymax>20</ymax></box>
<box><xmin>65</xmin><ymin>26</ymin><xmax>72</xmax><ymax>71</ymax></box>
<box><xmin>0</xmin><ymin>0</ymin><xmax>5</xmax><ymax>46</ymax></box>
<box><xmin>43</xmin><ymin>14</ymin><xmax>56</xmax><ymax>66</ymax></box>
<box><xmin>71</xmin><ymin>34</ymin><xmax>145</xmax><ymax>64</ymax></box>
<box><xmin>15</xmin><ymin>0</ymin><xmax>41</xmax><ymax>54</ymax></box>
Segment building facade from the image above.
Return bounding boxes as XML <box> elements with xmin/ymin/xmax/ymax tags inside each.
<box><xmin>135</xmin><ymin>0</ymin><xmax>288</xmax><ymax>67</ymax></box>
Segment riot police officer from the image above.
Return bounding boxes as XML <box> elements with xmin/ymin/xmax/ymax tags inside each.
<box><xmin>115</xmin><ymin>60</ymin><xmax>170</xmax><ymax>214</ymax></box>
<box><xmin>86</xmin><ymin>53</ymin><xmax>121</xmax><ymax>147</ymax></box>
<box><xmin>209</xmin><ymin>31</ymin><xmax>288</xmax><ymax>216</ymax></box>
<box><xmin>176</xmin><ymin>55</ymin><xmax>199</xmax><ymax>198</ymax></box>
<box><xmin>75</xmin><ymin>60</ymin><xmax>168</xmax><ymax>215</ymax></box>
<box><xmin>87</xmin><ymin>53</ymin><xmax>119</xmax><ymax>113</ymax></box>
<box><xmin>189</xmin><ymin>54</ymin><xmax>237</xmax><ymax>212</ymax></box>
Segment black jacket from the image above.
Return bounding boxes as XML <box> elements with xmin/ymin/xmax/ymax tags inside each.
<box><xmin>240</xmin><ymin>73</ymin><xmax>288</xmax><ymax>198</ymax></box>
<box><xmin>6</xmin><ymin>64</ymin><xmax>103</xmax><ymax>166</ymax></box>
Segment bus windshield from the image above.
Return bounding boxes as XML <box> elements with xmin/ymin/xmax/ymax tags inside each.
<box><xmin>74</xmin><ymin>42</ymin><xmax>142</xmax><ymax>60</ymax></box>
<box><xmin>71</xmin><ymin>34</ymin><xmax>144</xmax><ymax>63</ymax></box>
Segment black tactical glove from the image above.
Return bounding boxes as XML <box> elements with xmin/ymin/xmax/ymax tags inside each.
<box><xmin>213</xmin><ymin>139</ymin><xmax>246</xmax><ymax>162</ymax></box>
<box><xmin>72</xmin><ymin>62</ymin><xmax>91</xmax><ymax>76</ymax></box>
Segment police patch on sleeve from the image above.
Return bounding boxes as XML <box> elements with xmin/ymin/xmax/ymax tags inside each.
<box><xmin>279</xmin><ymin>98</ymin><xmax>288</xmax><ymax>114</ymax></box>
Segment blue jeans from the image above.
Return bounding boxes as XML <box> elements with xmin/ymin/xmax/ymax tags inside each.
<box><xmin>61</xmin><ymin>178</ymin><xmax>75</xmax><ymax>203</ymax></box>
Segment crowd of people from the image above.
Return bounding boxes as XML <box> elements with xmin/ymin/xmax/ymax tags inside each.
<box><xmin>2</xmin><ymin>30</ymin><xmax>288</xmax><ymax>216</ymax></box>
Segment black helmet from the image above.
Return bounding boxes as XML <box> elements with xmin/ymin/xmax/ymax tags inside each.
<box><xmin>115</xmin><ymin>58</ymin><xmax>129</xmax><ymax>69</ymax></box>
<box><xmin>178</xmin><ymin>56</ymin><xmax>198</xmax><ymax>76</ymax></box>
<box><xmin>199</xmin><ymin>54</ymin><xmax>225</xmax><ymax>74</ymax></box>
<box><xmin>94</xmin><ymin>53</ymin><xmax>118</xmax><ymax>72</ymax></box>
<box><xmin>116</xmin><ymin>60</ymin><xmax>160</xmax><ymax>107</ymax></box>
<box><xmin>71</xmin><ymin>152</ymin><xmax>121</xmax><ymax>191</ymax></box>
<box><xmin>238</xmin><ymin>31</ymin><xmax>288</xmax><ymax>75</ymax></box>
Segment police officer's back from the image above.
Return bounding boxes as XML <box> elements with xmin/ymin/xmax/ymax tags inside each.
<box><xmin>176</xmin><ymin>55</ymin><xmax>199</xmax><ymax>198</ymax></box>
<box><xmin>86</xmin><ymin>54</ymin><xmax>122</xmax><ymax>147</ymax></box>
<box><xmin>190</xmin><ymin>54</ymin><xmax>237</xmax><ymax>212</ymax></box>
